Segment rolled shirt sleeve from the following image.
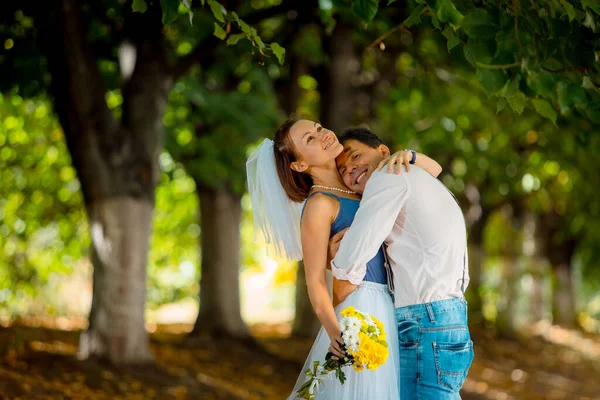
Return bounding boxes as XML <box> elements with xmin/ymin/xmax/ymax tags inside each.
<box><xmin>331</xmin><ymin>169</ymin><xmax>411</xmax><ymax>284</ymax></box>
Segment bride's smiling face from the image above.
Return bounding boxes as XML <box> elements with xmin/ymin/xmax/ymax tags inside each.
<box><xmin>289</xmin><ymin>119</ymin><xmax>343</xmax><ymax>173</ymax></box>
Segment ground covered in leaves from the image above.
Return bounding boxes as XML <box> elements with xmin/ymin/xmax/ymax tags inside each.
<box><xmin>0</xmin><ymin>318</ymin><xmax>599</xmax><ymax>400</ymax></box>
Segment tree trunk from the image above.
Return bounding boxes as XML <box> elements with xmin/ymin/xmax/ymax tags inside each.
<box><xmin>80</xmin><ymin>198</ymin><xmax>153</xmax><ymax>363</ymax></box>
<box><xmin>539</xmin><ymin>211</ymin><xmax>577</xmax><ymax>327</ymax></box>
<box><xmin>496</xmin><ymin>204</ymin><xmax>523</xmax><ymax>338</ymax></box>
<box><xmin>529</xmin><ymin>256</ymin><xmax>545</xmax><ymax>323</ymax></box>
<box><xmin>551</xmin><ymin>261</ymin><xmax>576</xmax><ymax>326</ymax></box>
<box><xmin>314</xmin><ymin>22</ymin><xmax>358</xmax><ymax>134</ymax></box>
<box><xmin>525</xmin><ymin>212</ymin><xmax>545</xmax><ymax>323</ymax></box>
<box><xmin>291</xmin><ymin>262</ymin><xmax>322</xmax><ymax>337</ymax></box>
<box><xmin>36</xmin><ymin>0</ymin><xmax>169</xmax><ymax>363</ymax></box>
<box><xmin>192</xmin><ymin>186</ymin><xmax>250</xmax><ymax>339</ymax></box>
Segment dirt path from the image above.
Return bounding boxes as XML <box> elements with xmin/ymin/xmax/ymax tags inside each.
<box><xmin>0</xmin><ymin>321</ymin><xmax>598</xmax><ymax>399</ymax></box>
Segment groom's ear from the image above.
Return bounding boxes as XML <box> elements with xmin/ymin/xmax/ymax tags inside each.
<box><xmin>377</xmin><ymin>144</ymin><xmax>391</xmax><ymax>157</ymax></box>
<box><xmin>290</xmin><ymin>160</ymin><xmax>308</xmax><ymax>173</ymax></box>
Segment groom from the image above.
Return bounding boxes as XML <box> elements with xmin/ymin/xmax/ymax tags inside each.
<box><xmin>330</xmin><ymin>128</ymin><xmax>474</xmax><ymax>399</ymax></box>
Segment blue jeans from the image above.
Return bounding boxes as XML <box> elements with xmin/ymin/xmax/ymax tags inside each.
<box><xmin>395</xmin><ymin>298</ymin><xmax>474</xmax><ymax>400</ymax></box>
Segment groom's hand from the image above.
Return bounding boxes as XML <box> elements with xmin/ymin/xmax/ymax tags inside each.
<box><xmin>327</xmin><ymin>228</ymin><xmax>349</xmax><ymax>268</ymax></box>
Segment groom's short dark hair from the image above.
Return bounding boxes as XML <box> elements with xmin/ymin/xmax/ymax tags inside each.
<box><xmin>339</xmin><ymin>127</ymin><xmax>385</xmax><ymax>149</ymax></box>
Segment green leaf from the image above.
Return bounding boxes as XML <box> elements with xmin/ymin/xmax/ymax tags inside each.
<box><xmin>226</xmin><ymin>33</ymin><xmax>246</xmax><ymax>45</ymax></box>
<box><xmin>557</xmin><ymin>81</ymin><xmax>587</xmax><ymax>114</ymax></box>
<box><xmin>500</xmin><ymin>77</ymin><xmax>527</xmax><ymax>114</ymax></box>
<box><xmin>582</xmin><ymin>76</ymin><xmax>599</xmax><ymax>91</ymax></box>
<box><xmin>352</xmin><ymin>0</ymin><xmax>379</xmax><ymax>23</ymax></box>
<box><xmin>442</xmin><ymin>26</ymin><xmax>460</xmax><ymax>52</ymax></box>
<box><xmin>583</xmin><ymin>11</ymin><xmax>597</xmax><ymax>32</ymax></box>
<box><xmin>506</xmin><ymin>90</ymin><xmax>527</xmax><ymax>114</ymax></box>
<box><xmin>477</xmin><ymin>68</ymin><xmax>506</xmax><ymax>94</ymax></box>
<box><xmin>208</xmin><ymin>0</ymin><xmax>226</xmax><ymax>23</ymax></box>
<box><xmin>404</xmin><ymin>5</ymin><xmax>425</xmax><ymax>27</ymax></box>
<box><xmin>532</xmin><ymin>98</ymin><xmax>558</xmax><ymax>124</ymax></box>
<box><xmin>160</xmin><ymin>0</ymin><xmax>179</xmax><ymax>25</ymax></box>
<box><xmin>271</xmin><ymin>42</ymin><xmax>286</xmax><ymax>65</ymax></box>
<box><xmin>132</xmin><ymin>0</ymin><xmax>147</xmax><ymax>13</ymax></box>
<box><xmin>582</xmin><ymin>0</ymin><xmax>600</xmax><ymax>14</ymax></box>
<box><xmin>461</xmin><ymin>9</ymin><xmax>498</xmax><ymax>38</ymax></box>
<box><xmin>526</xmin><ymin>71</ymin><xmax>556</xmax><ymax>98</ymax></box>
<box><xmin>430</xmin><ymin>13</ymin><xmax>441</xmax><ymax>29</ymax></box>
<box><xmin>388</xmin><ymin>0</ymin><xmax>398</xmax><ymax>4</ymax></box>
<box><xmin>496</xmin><ymin>97</ymin><xmax>507</xmax><ymax>113</ymax></box>
<box><xmin>559</xmin><ymin>0</ymin><xmax>576</xmax><ymax>21</ymax></box>
<box><xmin>436</xmin><ymin>0</ymin><xmax>464</xmax><ymax>26</ymax></box>
<box><xmin>463</xmin><ymin>38</ymin><xmax>494</xmax><ymax>66</ymax></box>
<box><xmin>213</xmin><ymin>23</ymin><xmax>227</xmax><ymax>40</ymax></box>
<box><xmin>239</xmin><ymin>19</ymin><xmax>251</xmax><ymax>34</ymax></box>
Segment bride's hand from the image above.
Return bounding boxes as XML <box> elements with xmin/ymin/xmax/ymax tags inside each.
<box><xmin>377</xmin><ymin>149</ymin><xmax>412</xmax><ymax>174</ymax></box>
<box><xmin>328</xmin><ymin>332</ymin><xmax>346</xmax><ymax>360</ymax></box>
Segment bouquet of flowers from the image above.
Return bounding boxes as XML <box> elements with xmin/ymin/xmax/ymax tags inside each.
<box><xmin>296</xmin><ymin>306</ymin><xmax>389</xmax><ymax>399</ymax></box>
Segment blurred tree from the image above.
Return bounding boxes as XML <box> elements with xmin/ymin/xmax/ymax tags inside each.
<box><xmin>0</xmin><ymin>0</ymin><xmax>287</xmax><ymax>363</ymax></box>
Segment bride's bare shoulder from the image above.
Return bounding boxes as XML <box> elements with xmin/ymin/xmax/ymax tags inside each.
<box><xmin>302</xmin><ymin>193</ymin><xmax>339</xmax><ymax>225</ymax></box>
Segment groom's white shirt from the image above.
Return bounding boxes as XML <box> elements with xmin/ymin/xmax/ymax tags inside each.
<box><xmin>331</xmin><ymin>165</ymin><xmax>469</xmax><ymax>308</ymax></box>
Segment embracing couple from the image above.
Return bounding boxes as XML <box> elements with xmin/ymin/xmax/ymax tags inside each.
<box><xmin>247</xmin><ymin>118</ymin><xmax>474</xmax><ymax>399</ymax></box>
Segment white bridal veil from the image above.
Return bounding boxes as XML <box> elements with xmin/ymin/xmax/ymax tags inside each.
<box><xmin>246</xmin><ymin>138</ymin><xmax>304</xmax><ymax>261</ymax></box>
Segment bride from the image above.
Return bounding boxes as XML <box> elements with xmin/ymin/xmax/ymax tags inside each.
<box><xmin>247</xmin><ymin>119</ymin><xmax>433</xmax><ymax>398</ymax></box>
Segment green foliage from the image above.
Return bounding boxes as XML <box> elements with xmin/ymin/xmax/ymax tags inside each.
<box><xmin>378</xmin><ymin>1</ymin><xmax>600</xmax><ymax>126</ymax></box>
<box><xmin>164</xmin><ymin>53</ymin><xmax>282</xmax><ymax>194</ymax></box>
<box><xmin>352</xmin><ymin>0</ymin><xmax>380</xmax><ymax>22</ymax></box>
<box><xmin>0</xmin><ymin>94</ymin><xmax>89</xmax><ymax>317</ymax></box>
<box><xmin>152</xmin><ymin>0</ymin><xmax>287</xmax><ymax>65</ymax></box>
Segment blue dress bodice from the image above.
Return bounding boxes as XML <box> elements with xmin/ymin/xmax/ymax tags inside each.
<box><xmin>302</xmin><ymin>192</ymin><xmax>387</xmax><ymax>284</ymax></box>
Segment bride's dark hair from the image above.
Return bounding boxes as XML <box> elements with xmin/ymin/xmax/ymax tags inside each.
<box><xmin>273</xmin><ymin>118</ymin><xmax>314</xmax><ymax>203</ymax></box>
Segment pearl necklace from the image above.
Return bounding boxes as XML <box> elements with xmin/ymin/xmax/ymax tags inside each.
<box><xmin>311</xmin><ymin>185</ymin><xmax>356</xmax><ymax>195</ymax></box>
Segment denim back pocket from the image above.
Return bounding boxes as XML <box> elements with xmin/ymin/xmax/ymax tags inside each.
<box><xmin>433</xmin><ymin>340</ymin><xmax>474</xmax><ymax>392</ymax></box>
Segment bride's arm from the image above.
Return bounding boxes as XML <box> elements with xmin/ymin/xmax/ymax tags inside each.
<box><xmin>301</xmin><ymin>194</ymin><xmax>348</xmax><ymax>357</ymax></box>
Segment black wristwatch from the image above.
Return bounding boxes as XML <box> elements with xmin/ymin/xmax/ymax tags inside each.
<box><xmin>406</xmin><ymin>149</ymin><xmax>417</xmax><ymax>164</ymax></box>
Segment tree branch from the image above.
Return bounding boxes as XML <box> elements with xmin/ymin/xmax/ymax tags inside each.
<box><xmin>366</xmin><ymin>23</ymin><xmax>412</xmax><ymax>51</ymax></box>
<box><xmin>513</xmin><ymin>0</ymin><xmax>525</xmax><ymax>55</ymax></box>
<box><xmin>476</xmin><ymin>61</ymin><xmax>522</xmax><ymax>69</ymax></box>
<box><xmin>170</xmin><ymin>1</ymin><xmax>304</xmax><ymax>80</ymax></box>
<box><xmin>542</xmin><ymin>66</ymin><xmax>589</xmax><ymax>73</ymax></box>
